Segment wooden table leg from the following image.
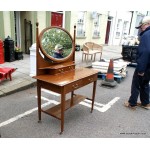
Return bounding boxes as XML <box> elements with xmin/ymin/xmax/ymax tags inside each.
<box><xmin>91</xmin><ymin>80</ymin><xmax>97</xmax><ymax>113</ymax></box>
<box><xmin>37</xmin><ymin>82</ymin><xmax>41</xmax><ymax>122</ymax></box>
<box><xmin>70</xmin><ymin>91</ymin><xmax>74</xmax><ymax>106</ymax></box>
<box><xmin>60</xmin><ymin>92</ymin><xmax>65</xmax><ymax>134</ymax></box>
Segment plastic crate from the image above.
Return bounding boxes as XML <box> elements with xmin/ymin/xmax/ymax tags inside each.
<box><xmin>122</xmin><ymin>45</ymin><xmax>138</xmax><ymax>63</ymax></box>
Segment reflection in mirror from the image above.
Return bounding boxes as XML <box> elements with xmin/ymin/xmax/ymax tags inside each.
<box><xmin>40</xmin><ymin>28</ymin><xmax>73</xmax><ymax>60</ymax></box>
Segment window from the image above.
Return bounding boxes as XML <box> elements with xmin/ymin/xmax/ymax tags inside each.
<box><xmin>77</xmin><ymin>11</ymin><xmax>86</xmax><ymax>37</ymax></box>
<box><xmin>116</xmin><ymin>19</ymin><xmax>122</xmax><ymax>38</ymax></box>
<box><xmin>122</xmin><ymin>21</ymin><xmax>129</xmax><ymax>36</ymax></box>
<box><xmin>93</xmin><ymin>13</ymin><xmax>100</xmax><ymax>38</ymax></box>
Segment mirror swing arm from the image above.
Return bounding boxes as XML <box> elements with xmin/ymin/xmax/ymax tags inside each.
<box><xmin>34</xmin><ymin>22</ymin><xmax>98</xmax><ymax>134</ymax></box>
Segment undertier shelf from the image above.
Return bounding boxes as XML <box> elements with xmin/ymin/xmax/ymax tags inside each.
<box><xmin>42</xmin><ymin>95</ymin><xmax>87</xmax><ymax>119</ymax></box>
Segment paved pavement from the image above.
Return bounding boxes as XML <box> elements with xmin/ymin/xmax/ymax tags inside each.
<box><xmin>0</xmin><ymin>45</ymin><xmax>122</xmax><ymax>97</ymax></box>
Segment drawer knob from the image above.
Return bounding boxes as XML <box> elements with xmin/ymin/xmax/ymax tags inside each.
<box><xmin>59</xmin><ymin>69</ymin><xmax>64</xmax><ymax>72</ymax></box>
<box><xmin>73</xmin><ymin>84</ymin><xmax>78</xmax><ymax>89</ymax></box>
<box><xmin>88</xmin><ymin>78</ymin><xmax>93</xmax><ymax>82</ymax></box>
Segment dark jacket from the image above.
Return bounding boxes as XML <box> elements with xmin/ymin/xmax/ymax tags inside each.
<box><xmin>136</xmin><ymin>26</ymin><xmax>150</xmax><ymax>73</ymax></box>
<box><xmin>53</xmin><ymin>52</ymin><xmax>64</xmax><ymax>59</ymax></box>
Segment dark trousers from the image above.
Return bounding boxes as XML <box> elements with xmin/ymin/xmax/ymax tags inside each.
<box><xmin>129</xmin><ymin>69</ymin><xmax>150</xmax><ymax>106</ymax></box>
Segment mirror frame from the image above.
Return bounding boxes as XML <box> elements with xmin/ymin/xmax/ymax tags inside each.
<box><xmin>38</xmin><ymin>26</ymin><xmax>75</xmax><ymax>63</ymax></box>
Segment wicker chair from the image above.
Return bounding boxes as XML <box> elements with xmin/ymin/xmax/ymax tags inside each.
<box><xmin>82</xmin><ymin>42</ymin><xmax>103</xmax><ymax>62</ymax></box>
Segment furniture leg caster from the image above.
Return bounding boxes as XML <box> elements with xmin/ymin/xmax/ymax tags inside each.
<box><xmin>59</xmin><ymin>131</ymin><xmax>63</xmax><ymax>135</ymax></box>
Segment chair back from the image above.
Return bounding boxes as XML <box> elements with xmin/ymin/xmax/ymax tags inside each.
<box><xmin>85</xmin><ymin>42</ymin><xmax>94</xmax><ymax>50</ymax></box>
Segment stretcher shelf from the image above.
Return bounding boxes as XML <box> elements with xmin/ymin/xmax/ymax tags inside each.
<box><xmin>42</xmin><ymin>95</ymin><xmax>86</xmax><ymax>119</ymax></box>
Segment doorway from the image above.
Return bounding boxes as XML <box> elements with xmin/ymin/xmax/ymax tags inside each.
<box><xmin>105</xmin><ymin>18</ymin><xmax>111</xmax><ymax>44</ymax></box>
<box><xmin>51</xmin><ymin>12</ymin><xmax>63</xmax><ymax>27</ymax></box>
<box><xmin>24</xmin><ymin>19</ymin><xmax>32</xmax><ymax>54</ymax></box>
<box><xmin>14</xmin><ymin>11</ymin><xmax>33</xmax><ymax>54</ymax></box>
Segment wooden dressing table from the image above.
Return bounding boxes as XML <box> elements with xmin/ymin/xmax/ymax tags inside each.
<box><xmin>33</xmin><ymin>23</ymin><xmax>98</xmax><ymax>134</ymax></box>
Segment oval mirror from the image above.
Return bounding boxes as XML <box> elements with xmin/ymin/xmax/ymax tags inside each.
<box><xmin>39</xmin><ymin>26</ymin><xmax>74</xmax><ymax>63</ymax></box>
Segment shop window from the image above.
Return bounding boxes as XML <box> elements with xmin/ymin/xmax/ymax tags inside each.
<box><xmin>77</xmin><ymin>11</ymin><xmax>86</xmax><ymax>37</ymax></box>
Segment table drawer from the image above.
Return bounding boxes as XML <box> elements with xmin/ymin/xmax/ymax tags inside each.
<box><xmin>64</xmin><ymin>74</ymin><xmax>97</xmax><ymax>93</ymax></box>
<box><xmin>47</xmin><ymin>65</ymin><xmax>75</xmax><ymax>75</ymax></box>
<box><xmin>64</xmin><ymin>79</ymin><xmax>83</xmax><ymax>93</ymax></box>
<box><xmin>82</xmin><ymin>74</ymin><xmax>97</xmax><ymax>86</ymax></box>
<box><xmin>57</xmin><ymin>65</ymin><xmax>75</xmax><ymax>73</ymax></box>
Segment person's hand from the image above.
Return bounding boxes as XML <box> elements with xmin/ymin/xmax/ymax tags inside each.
<box><xmin>138</xmin><ymin>72</ymin><xmax>144</xmax><ymax>76</ymax></box>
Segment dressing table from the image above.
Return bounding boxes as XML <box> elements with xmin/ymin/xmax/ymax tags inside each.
<box><xmin>33</xmin><ymin>23</ymin><xmax>98</xmax><ymax>134</ymax></box>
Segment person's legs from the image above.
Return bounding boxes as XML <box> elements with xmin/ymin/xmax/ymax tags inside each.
<box><xmin>128</xmin><ymin>70</ymin><xmax>140</xmax><ymax>106</ymax></box>
<box><xmin>140</xmin><ymin>76</ymin><xmax>150</xmax><ymax>106</ymax></box>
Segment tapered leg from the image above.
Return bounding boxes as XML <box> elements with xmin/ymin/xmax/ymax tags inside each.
<box><xmin>60</xmin><ymin>93</ymin><xmax>65</xmax><ymax>134</ymax></box>
<box><xmin>37</xmin><ymin>82</ymin><xmax>41</xmax><ymax>122</ymax></box>
<box><xmin>70</xmin><ymin>91</ymin><xmax>74</xmax><ymax>106</ymax></box>
<box><xmin>91</xmin><ymin>80</ymin><xmax>97</xmax><ymax>113</ymax></box>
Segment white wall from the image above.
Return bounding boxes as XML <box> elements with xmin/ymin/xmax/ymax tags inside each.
<box><xmin>70</xmin><ymin>11</ymin><xmax>108</xmax><ymax>47</ymax></box>
<box><xmin>108</xmin><ymin>11</ymin><xmax>150</xmax><ymax>46</ymax></box>
<box><xmin>114</xmin><ymin>12</ymin><xmax>132</xmax><ymax>45</ymax></box>
<box><xmin>3</xmin><ymin>11</ymin><xmax>11</xmax><ymax>38</ymax></box>
<box><xmin>108</xmin><ymin>11</ymin><xmax>132</xmax><ymax>45</ymax></box>
<box><xmin>37</xmin><ymin>11</ymin><xmax>46</xmax><ymax>33</ymax></box>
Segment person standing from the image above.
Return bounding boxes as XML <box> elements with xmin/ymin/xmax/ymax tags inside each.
<box><xmin>53</xmin><ymin>44</ymin><xmax>64</xmax><ymax>59</ymax></box>
<box><xmin>124</xmin><ymin>16</ymin><xmax>150</xmax><ymax>110</ymax></box>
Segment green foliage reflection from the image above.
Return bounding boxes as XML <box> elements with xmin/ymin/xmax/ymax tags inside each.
<box><xmin>41</xmin><ymin>28</ymin><xmax>72</xmax><ymax>58</ymax></box>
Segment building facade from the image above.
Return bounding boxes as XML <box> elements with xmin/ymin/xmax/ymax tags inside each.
<box><xmin>0</xmin><ymin>11</ymin><xmax>108</xmax><ymax>53</ymax></box>
<box><xmin>107</xmin><ymin>11</ymin><xmax>150</xmax><ymax>45</ymax></box>
<box><xmin>0</xmin><ymin>11</ymin><xmax>150</xmax><ymax>55</ymax></box>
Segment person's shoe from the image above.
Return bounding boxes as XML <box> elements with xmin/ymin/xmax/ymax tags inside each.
<box><xmin>124</xmin><ymin>101</ymin><xmax>137</xmax><ymax>110</ymax></box>
<box><xmin>137</xmin><ymin>102</ymin><xmax>150</xmax><ymax>110</ymax></box>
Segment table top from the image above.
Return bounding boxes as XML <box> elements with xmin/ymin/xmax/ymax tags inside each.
<box><xmin>33</xmin><ymin>67</ymin><xmax>98</xmax><ymax>86</ymax></box>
